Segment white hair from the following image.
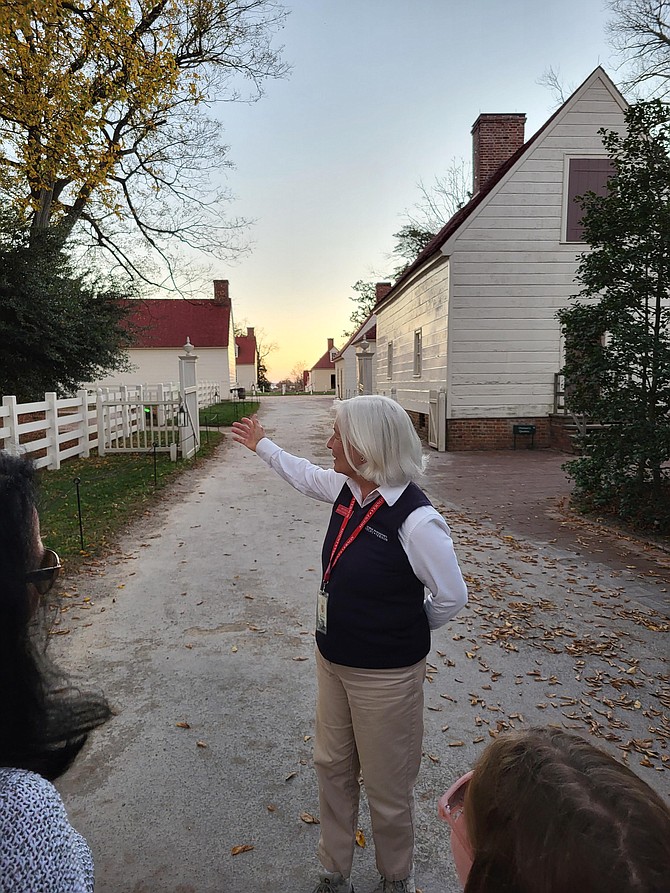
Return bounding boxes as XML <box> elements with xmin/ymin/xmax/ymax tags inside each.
<box><xmin>335</xmin><ymin>395</ymin><xmax>426</xmax><ymax>487</ymax></box>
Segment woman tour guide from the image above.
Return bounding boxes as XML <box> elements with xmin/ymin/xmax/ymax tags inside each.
<box><xmin>232</xmin><ymin>395</ymin><xmax>467</xmax><ymax>893</ymax></box>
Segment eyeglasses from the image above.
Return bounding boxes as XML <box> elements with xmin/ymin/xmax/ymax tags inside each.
<box><xmin>25</xmin><ymin>549</ymin><xmax>62</xmax><ymax>595</ymax></box>
<box><xmin>438</xmin><ymin>770</ymin><xmax>474</xmax><ymax>888</ymax></box>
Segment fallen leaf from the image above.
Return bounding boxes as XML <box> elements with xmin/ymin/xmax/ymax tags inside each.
<box><xmin>300</xmin><ymin>812</ymin><xmax>320</xmax><ymax>824</ymax></box>
<box><xmin>267</xmin><ymin>804</ymin><xmax>277</xmax><ymax>812</ymax></box>
<box><xmin>448</xmin><ymin>740</ymin><xmax>465</xmax><ymax>747</ymax></box>
<box><xmin>231</xmin><ymin>844</ymin><xmax>254</xmax><ymax>856</ymax></box>
<box><xmin>293</xmin><ymin>656</ymin><xmax>308</xmax><ymax>661</ymax></box>
<box><xmin>356</xmin><ymin>829</ymin><xmax>366</xmax><ymax>848</ymax></box>
<box><xmin>196</xmin><ymin>740</ymin><xmax>207</xmax><ymax>748</ymax></box>
<box><xmin>175</xmin><ymin>721</ymin><xmax>191</xmax><ymax>729</ymax></box>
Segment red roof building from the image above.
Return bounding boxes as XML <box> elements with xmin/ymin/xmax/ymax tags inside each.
<box><xmin>235</xmin><ymin>327</ymin><xmax>258</xmax><ymax>390</ymax></box>
<box><xmin>308</xmin><ymin>338</ymin><xmax>338</xmax><ymax>392</ymax></box>
<box><xmin>126</xmin><ymin>282</ymin><xmax>232</xmax><ymax>349</ymax></box>
<box><xmin>87</xmin><ymin>280</ymin><xmax>237</xmax><ymax>398</ymax></box>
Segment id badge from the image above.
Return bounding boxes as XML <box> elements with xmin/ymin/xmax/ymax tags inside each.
<box><xmin>316</xmin><ymin>587</ymin><xmax>329</xmax><ymax>634</ymax></box>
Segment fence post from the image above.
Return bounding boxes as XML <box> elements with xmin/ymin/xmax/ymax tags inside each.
<box><xmin>45</xmin><ymin>392</ymin><xmax>60</xmax><ymax>470</ymax></box>
<box><xmin>157</xmin><ymin>382</ymin><xmax>165</xmax><ymax>428</ymax></box>
<box><xmin>96</xmin><ymin>389</ymin><xmax>106</xmax><ymax>456</ymax></box>
<box><xmin>120</xmin><ymin>384</ymin><xmax>129</xmax><ymax>438</ymax></box>
<box><xmin>2</xmin><ymin>395</ymin><xmax>20</xmax><ymax>456</ymax></box>
<box><xmin>78</xmin><ymin>389</ymin><xmax>91</xmax><ymax>458</ymax></box>
<box><xmin>138</xmin><ymin>385</ymin><xmax>146</xmax><ymax>433</ymax></box>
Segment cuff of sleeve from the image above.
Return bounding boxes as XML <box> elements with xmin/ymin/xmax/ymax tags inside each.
<box><xmin>256</xmin><ymin>437</ymin><xmax>280</xmax><ymax>463</ymax></box>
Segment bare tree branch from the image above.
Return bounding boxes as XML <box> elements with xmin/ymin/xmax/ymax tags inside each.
<box><xmin>606</xmin><ymin>0</ymin><xmax>670</xmax><ymax>97</ymax></box>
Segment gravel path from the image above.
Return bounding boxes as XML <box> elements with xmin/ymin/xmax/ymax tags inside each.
<box><xmin>55</xmin><ymin>396</ymin><xmax>669</xmax><ymax>893</ymax></box>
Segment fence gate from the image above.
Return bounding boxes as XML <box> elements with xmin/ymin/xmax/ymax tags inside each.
<box><xmin>428</xmin><ymin>389</ymin><xmax>446</xmax><ymax>451</ymax></box>
<box><xmin>96</xmin><ymin>388</ymin><xmax>181</xmax><ymax>460</ymax></box>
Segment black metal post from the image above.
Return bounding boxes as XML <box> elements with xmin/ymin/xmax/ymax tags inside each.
<box><xmin>153</xmin><ymin>441</ymin><xmax>158</xmax><ymax>485</ymax></box>
<box><xmin>73</xmin><ymin>477</ymin><xmax>84</xmax><ymax>549</ymax></box>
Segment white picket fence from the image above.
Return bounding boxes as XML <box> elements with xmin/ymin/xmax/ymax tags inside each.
<box><xmin>0</xmin><ymin>380</ymin><xmax>220</xmax><ymax>471</ymax></box>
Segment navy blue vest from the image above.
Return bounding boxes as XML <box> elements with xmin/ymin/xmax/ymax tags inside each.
<box><xmin>317</xmin><ymin>482</ymin><xmax>431</xmax><ymax>669</ymax></box>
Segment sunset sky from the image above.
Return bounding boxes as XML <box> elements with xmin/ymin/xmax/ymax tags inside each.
<box><xmin>199</xmin><ymin>0</ymin><xmax>618</xmax><ymax>381</ymax></box>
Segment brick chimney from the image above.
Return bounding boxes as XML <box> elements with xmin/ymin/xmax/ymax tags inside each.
<box><xmin>471</xmin><ymin>113</ymin><xmax>526</xmax><ymax>194</ymax></box>
<box><xmin>213</xmin><ymin>279</ymin><xmax>230</xmax><ymax>306</ymax></box>
<box><xmin>327</xmin><ymin>338</ymin><xmax>334</xmax><ymax>351</ymax></box>
<box><xmin>375</xmin><ymin>282</ymin><xmax>392</xmax><ymax>304</ymax></box>
<box><xmin>247</xmin><ymin>326</ymin><xmax>255</xmax><ymax>338</ymax></box>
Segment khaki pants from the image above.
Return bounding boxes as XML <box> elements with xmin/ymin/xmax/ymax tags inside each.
<box><xmin>314</xmin><ymin>649</ymin><xmax>426</xmax><ymax>881</ymax></box>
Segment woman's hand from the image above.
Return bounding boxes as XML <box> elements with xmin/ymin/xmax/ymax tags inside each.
<box><xmin>231</xmin><ymin>415</ymin><xmax>266</xmax><ymax>452</ymax></box>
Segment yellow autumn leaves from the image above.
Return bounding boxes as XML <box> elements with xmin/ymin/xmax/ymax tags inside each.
<box><xmin>0</xmin><ymin>0</ymin><xmax>193</xmax><ymax>222</ymax></box>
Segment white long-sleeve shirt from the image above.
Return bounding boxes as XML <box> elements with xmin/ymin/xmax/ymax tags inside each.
<box><xmin>256</xmin><ymin>438</ymin><xmax>468</xmax><ymax>630</ymax></box>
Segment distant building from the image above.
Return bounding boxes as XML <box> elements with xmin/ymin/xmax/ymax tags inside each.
<box><xmin>87</xmin><ymin>280</ymin><xmax>236</xmax><ymax>398</ymax></box>
<box><xmin>333</xmin><ymin>283</ymin><xmax>390</xmax><ymax>399</ymax></box>
<box><xmin>235</xmin><ymin>326</ymin><xmax>258</xmax><ymax>391</ymax></box>
<box><xmin>308</xmin><ymin>338</ymin><xmax>337</xmax><ymax>392</ymax></box>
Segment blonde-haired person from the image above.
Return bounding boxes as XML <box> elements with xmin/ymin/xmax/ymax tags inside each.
<box><xmin>439</xmin><ymin>726</ymin><xmax>670</xmax><ymax>893</ymax></box>
<box><xmin>232</xmin><ymin>395</ymin><xmax>467</xmax><ymax>893</ymax></box>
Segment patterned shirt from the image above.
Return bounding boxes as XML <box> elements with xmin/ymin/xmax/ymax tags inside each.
<box><xmin>0</xmin><ymin>767</ymin><xmax>94</xmax><ymax>892</ymax></box>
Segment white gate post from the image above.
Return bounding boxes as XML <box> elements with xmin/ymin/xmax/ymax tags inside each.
<box><xmin>179</xmin><ymin>338</ymin><xmax>200</xmax><ymax>459</ymax></box>
<box><xmin>356</xmin><ymin>338</ymin><xmax>374</xmax><ymax>395</ymax></box>
<box><xmin>45</xmin><ymin>392</ymin><xmax>60</xmax><ymax>470</ymax></box>
<box><xmin>2</xmin><ymin>395</ymin><xmax>20</xmax><ymax>456</ymax></box>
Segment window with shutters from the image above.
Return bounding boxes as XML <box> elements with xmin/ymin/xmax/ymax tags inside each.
<box><xmin>565</xmin><ymin>157</ymin><xmax>614</xmax><ymax>242</ymax></box>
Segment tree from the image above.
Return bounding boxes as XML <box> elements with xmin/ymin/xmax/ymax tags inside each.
<box><xmin>536</xmin><ymin>65</ymin><xmax>576</xmax><ymax>107</ymax></box>
<box><xmin>255</xmin><ymin>327</ymin><xmax>277</xmax><ymax>389</ymax></box>
<box><xmin>391</xmin><ymin>157</ymin><xmax>471</xmax><ymax>274</ymax></box>
<box><xmin>607</xmin><ymin>0</ymin><xmax>670</xmax><ymax>97</ymax></box>
<box><xmin>0</xmin><ymin>0</ymin><xmax>288</xmax><ymax>285</ymax></box>
<box><xmin>557</xmin><ymin>100</ymin><xmax>670</xmax><ymax>531</ymax></box>
<box><xmin>256</xmin><ymin>357</ymin><xmax>270</xmax><ymax>391</ymax></box>
<box><xmin>289</xmin><ymin>361</ymin><xmax>307</xmax><ymax>389</ymax></box>
<box><xmin>342</xmin><ymin>280</ymin><xmax>378</xmax><ymax>338</ymax></box>
<box><xmin>0</xmin><ymin>215</ymin><xmax>134</xmax><ymax>400</ymax></box>
<box><xmin>389</xmin><ymin>225</ymin><xmax>437</xmax><ymax>267</ymax></box>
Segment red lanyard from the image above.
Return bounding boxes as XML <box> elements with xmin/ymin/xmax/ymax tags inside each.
<box><xmin>323</xmin><ymin>494</ymin><xmax>385</xmax><ymax>586</ymax></box>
